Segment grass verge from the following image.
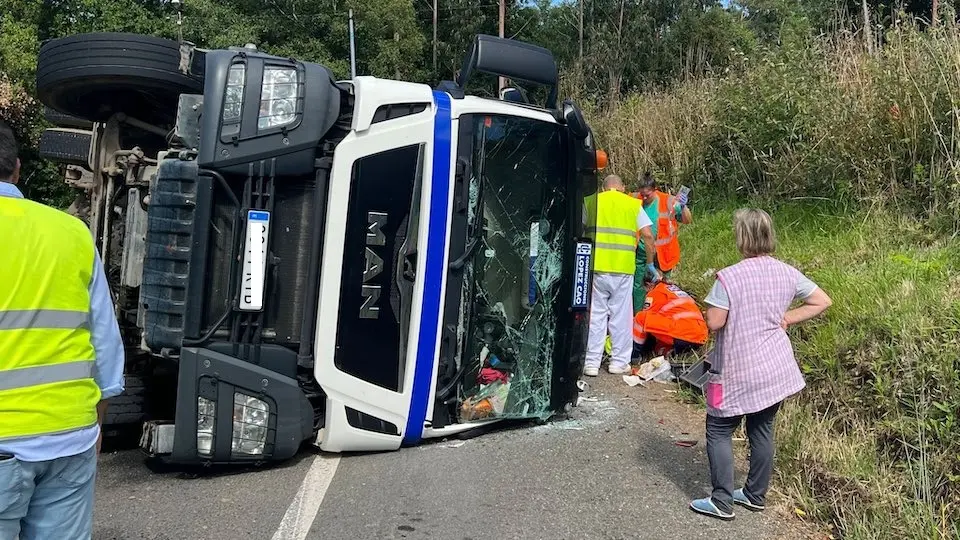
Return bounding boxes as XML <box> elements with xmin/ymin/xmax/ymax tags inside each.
<box><xmin>672</xmin><ymin>201</ymin><xmax>960</xmax><ymax>539</ymax></box>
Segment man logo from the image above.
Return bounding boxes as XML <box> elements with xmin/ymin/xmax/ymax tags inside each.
<box><xmin>361</xmin><ymin>211</ymin><xmax>387</xmax><ymax>319</ymax></box>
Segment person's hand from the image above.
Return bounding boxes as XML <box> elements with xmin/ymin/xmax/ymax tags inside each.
<box><xmin>96</xmin><ymin>430</ymin><xmax>103</xmax><ymax>455</ymax></box>
<box><xmin>646</xmin><ymin>263</ymin><xmax>662</xmax><ymax>283</ymax></box>
<box><xmin>677</xmin><ymin>191</ymin><xmax>689</xmax><ymax>207</ymax></box>
<box><xmin>780</xmin><ymin>318</ymin><xmax>789</xmax><ymax>331</ymax></box>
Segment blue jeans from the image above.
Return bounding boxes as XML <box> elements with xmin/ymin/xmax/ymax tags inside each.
<box><xmin>0</xmin><ymin>446</ymin><xmax>96</xmax><ymax>540</ymax></box>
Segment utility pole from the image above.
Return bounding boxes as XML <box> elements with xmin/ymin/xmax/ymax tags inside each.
<box><xmin>861</xmin><ymin>0</ymin><xmax>873</xmax><ymax>55</ymax></box>
<box><xmin>498</xmin><ymin>0</ymin><xmax>505</xmax><ymax>91</ymax></box>
<box><xmin>578</xmin><ymin>0</ymin><xmax>583</xmax><ymax>63</ymax></box>
<box><xmin>432</xmin><ymin>0</ymin><xmax>438</xmax><ymax>77</ymax></box>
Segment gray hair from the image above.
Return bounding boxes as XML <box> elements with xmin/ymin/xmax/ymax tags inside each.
<box><xmin>637</xmin><ymin>172</ymin><xmax>656</xmax><ymax>190</ymax></box>
<box><xmin>733</xmin><ymin>208</ymin><xmax>776</xmax><ymax>258</ymax></box>
<box><xmin>602</xmin><ymin>174</ymin><xmax>624</xmax><ymax>191</ymax></box>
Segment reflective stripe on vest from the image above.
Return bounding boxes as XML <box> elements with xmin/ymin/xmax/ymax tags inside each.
<box><xmin>0</xmin><ymin>360</ymin><xmax>94</xmax><ymax>391</ymax></box>
<box><xmin>0</xmin><ymin>309</ymin><xmax>89</xmax><ymax>330</ymax></box>
<box><xmin>0</xmin><ymin>196</ymin><xmax>100</xmax><ymax>442</ymax></box>
<box><xmin>587</xmin><ymin>191</ymin><xmax>643</xmax><ymax>275</ymax></box>
<box><xmin>654</xmin><ymin>191</ymin><xmax>681</xmax><ymax>271</ymax></box>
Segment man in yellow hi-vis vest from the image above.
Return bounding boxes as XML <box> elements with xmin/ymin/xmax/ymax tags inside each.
<box><xmin>583</xmin><ymin>175</ymin><xmax>658</xmax><ymax>376</ymax></box>
<box><xmin>0</xmin><ymin>120</ymin><xmax>124</xmax><ymax>539</ymax></box>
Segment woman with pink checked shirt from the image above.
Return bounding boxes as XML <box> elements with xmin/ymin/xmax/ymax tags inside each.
<box><xmin>689</xmin><ymin>208</ymin><xmax>832</xmax><ymax>521</ymax></box>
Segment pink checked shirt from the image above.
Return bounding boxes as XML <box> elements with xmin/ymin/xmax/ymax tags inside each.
<box><xmin>706</xmin><ymin>256</ymin><xmax>807</xmax><ymax>417</ymax></box>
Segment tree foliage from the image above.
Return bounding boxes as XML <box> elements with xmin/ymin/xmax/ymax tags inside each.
<box><xmin>0</xmin><ymin>0</ymin><xmax>944</xmax><ymax>203</ymax></box>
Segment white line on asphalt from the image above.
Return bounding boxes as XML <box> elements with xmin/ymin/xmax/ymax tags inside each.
<box><xmin>271</xmin><ymin>454</ymin><xmax>341</xmax><ymax>540</ymax></box>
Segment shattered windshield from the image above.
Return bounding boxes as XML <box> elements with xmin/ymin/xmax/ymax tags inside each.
<box><xmin>459</xmin><ymin>114</ymin><xmax>567</xmax><ymax>422</ymax></box>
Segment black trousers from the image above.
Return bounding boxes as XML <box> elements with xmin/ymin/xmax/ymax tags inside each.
<box><xmin>632</xmin><ymin>336</ymin><xmax>700</xmax><ymax>359</ymax></box>
<box><xmin>705</xmin><ymin>401</ymin><xmax>781</xmax><ymax>513</ymax></box>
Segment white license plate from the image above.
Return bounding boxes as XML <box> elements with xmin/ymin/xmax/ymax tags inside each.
<box><xmin>239</xmin><ymin>210</ymin><xmax>270</xmax><ymax>311</ymax></box>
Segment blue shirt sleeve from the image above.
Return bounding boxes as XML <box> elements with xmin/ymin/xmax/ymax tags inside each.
<box><xmin>89</xmin><ymin>251</ymin><xmax>125</xmax><ymax>399</ymax></box>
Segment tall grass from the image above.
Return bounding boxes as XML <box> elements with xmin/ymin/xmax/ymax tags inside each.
<box><xmin>672</xmin><ymin>205</ymin><xmax>960</xmax><ymax>538</ymax></box>
<box><xmin>579</xmin><ymin>17</ymin><xmax>960</xmax><ymax>539</ymax></box>
<box><xmin>583</xmin><ymin>15</ymin><xmax>960</xmax><ymax>230</ymax></box>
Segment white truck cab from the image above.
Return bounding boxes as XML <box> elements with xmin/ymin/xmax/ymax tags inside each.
<box><xmin>36</xmin><ymin>33</ymin><xmax>604</xmax><ymax>466</ymax></box>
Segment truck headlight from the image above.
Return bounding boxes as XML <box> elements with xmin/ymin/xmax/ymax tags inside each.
<box><xmin>258</xmin><ymin>66</ymin><xmax>298</xmax><ymax>131</ymax></box>
<box><xmin>197</xmin><ymin>396</ymin><xmax>216</xmax><ymax>457</ymax></box>
<box><xmin>232</xmin><ymin>393</ymin><xmax>269</xmax><ymax>456</ymax></box>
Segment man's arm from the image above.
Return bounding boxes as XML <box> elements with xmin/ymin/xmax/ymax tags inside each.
<box><xmin>96</xmin><ymin>401</ymin><xmax>109</xmax><ymax>453</ymax></box>
<box><xmin>89</xmin><ymin>250</ymin><xmax>126</xmax><ymax>453</ymax></box>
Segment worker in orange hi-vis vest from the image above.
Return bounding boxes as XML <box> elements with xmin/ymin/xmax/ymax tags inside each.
<box><xmin>630</xmin><ymin>172</ymin><xmax>693</xmax><ymax>314</ymax></box>
<box><xmin>632</xmin><ymin>279</ymin><xmax>707</xmax><ymax>360</ymax></box>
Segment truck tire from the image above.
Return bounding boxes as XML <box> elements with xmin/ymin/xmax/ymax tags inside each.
<box><xmin>44</xmin><ymin>106</ymin><xmax>94</xmax><ymax>130</ymax></box>
<box><xmin>36</xmin><ymin>33</ymin><xmax>204</xmax><ymax>127</ymax></box>
<box><xmin>105</xmin><ymin>374</ymin><xmax>147</xmax><ymax>426</ymax></box>
<box><xmin>38</xmin><ymin>128</ymin><xmax>92</xmax><ymax>168</ymax></box>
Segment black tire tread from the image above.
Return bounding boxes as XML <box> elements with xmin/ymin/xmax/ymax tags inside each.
<box><xmin>104</xmin><ymin>374</ymin><xmax>146</xmax><ymax>426</ymax></box>
<box><xmin>38</xmin><ymin>128</ymin><xmax>91</xmax><ymax>167</ymax></box>
<box><xmin>36</xmin><ymin>32</ymin><xmax>203</xmax><ymax>126</ymax></box>
<box><xmin>44</xmin><ymin>107</ymin><xmax>94</xmax><ymax>129</ymax></box>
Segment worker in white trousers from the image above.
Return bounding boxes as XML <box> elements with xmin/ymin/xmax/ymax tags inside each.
<box><xmin>583</xmin><ymin>175</ymin><xmax>658</xmax><ymax>376</ymax></box>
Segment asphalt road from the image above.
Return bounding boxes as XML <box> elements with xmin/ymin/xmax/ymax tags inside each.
<box><xmin>93</xmin><ymin>375</ymin><xmax>810</xmax><ymax>540</ymax></box>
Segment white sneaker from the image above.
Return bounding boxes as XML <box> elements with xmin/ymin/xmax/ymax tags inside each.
<box><xmin>607</xmin><ymin>364</ymin><xmax>631</xmax><ymax>374</ymax></box>
<box><xmin>583</xmin><ymin>366</ymin><xmax>599</xmax><ymax>377</ymax></box>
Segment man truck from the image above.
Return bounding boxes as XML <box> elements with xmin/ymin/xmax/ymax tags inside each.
<box><xmin>35</xmin><ymin>31</ymin><xmax>603</xmax><ymax>466</ymax></box>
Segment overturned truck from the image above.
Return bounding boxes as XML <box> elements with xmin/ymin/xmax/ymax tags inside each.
<box><xmin>36</xmin><ymin>32</ymin><xmax>603</xmax><ymax>466</ymax></box>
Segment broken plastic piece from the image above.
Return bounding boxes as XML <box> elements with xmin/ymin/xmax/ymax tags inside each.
<box><xmin>635</xmin><ymin>356</ymin><xmax>671</xmax><ymax>381</ymax></box>
<box><xmin>439</xmin><ymin>440</ymin><xmax>468</xmax><ymax>449</ymax></box>
<box><xmin>622</xmin><ymin>375</ymin><xmax>644</xmax><ymax>387</ymax></box>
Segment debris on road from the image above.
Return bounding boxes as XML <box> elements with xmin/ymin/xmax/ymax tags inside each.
<box><xmin>634</xmin><ymin>356</ymin><xmax>673</xmax><ymax>382</ymax></box>
<box><xmin>674</xmin><ymin>440</ymin><xmax>698</xmax><ymax>448</ymax></box>
<box><xmin>622</xmin><ymin>375</ymin><xmax>645</xmax><ymax>387</ymax></box>
<box><xmin>439</xmin><ymin>441</ymin><xmax>468</xmax><ymax>449</ymax></box>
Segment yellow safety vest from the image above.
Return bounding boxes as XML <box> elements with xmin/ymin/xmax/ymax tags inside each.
<box><xmin>584</xmin><ymin>190</ymin><xmax>643</xmax><ymax>275</ymax></box>
<box><xmin>0</xmin><ymin>195</ymin><xmax>101</xmax><ymax>442</ymax></box>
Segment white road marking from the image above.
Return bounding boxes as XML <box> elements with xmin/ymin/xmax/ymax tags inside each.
<box><xmin>271</xmin><ymin>454</ymin><xmax>341</xmax><ymax>540</ymax></box>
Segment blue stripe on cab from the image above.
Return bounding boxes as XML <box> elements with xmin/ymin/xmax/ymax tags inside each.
<box><xmin>403</xmin><ymin>90</ymin><xmax>453</xmax><ymax>444</ymax></box>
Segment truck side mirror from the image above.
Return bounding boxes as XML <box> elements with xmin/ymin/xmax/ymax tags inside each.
<box><xmin>562</xmin><ymin>99</ymin><xmax>590</xmax><ymax>140</ymax></box>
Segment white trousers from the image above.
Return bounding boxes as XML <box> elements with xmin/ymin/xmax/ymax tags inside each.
<box><xmin>585</xmin><ymin>272</ymin><xmax>635</xmax><ymax>370</ymax></box>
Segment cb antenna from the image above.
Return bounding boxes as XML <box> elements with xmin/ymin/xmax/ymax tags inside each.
<box><xmin>348</xmin><ymin>9</ymin><xmax>357</xmax><ymax>79</ymax></box>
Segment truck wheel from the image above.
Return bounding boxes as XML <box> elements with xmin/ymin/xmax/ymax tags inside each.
<box><xmin>36</xmin><ymin>33</ymin><xmax>204</xmax><ymax>128</ymax></box>
<box><xmin>38</xmin><ymin>128</ymin><xmax>92</xmax><ymax>168</ymax></box>
<box><xmin>104</xmin><ymin>374</ymin><xmax>147</xmax><ymax>426</ymax></box>
<box><xmin>44</xmin><ymin>106</ymin><xmax>94</xmax><ymax>130</ymax></box>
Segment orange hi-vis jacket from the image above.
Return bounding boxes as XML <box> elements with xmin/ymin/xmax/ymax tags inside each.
<box><xmin>631</xmin><ymin>190</ymin><xmax>682</xmax><ymax>271</ymax></box>
<box><xmin>633</xmin><ymin>282</ymin><xmax>707</xmax><ymax>346</ymax></box>
<box><xmin>651</xmin><ymin>191</ymin><xmax>681</xmax><ymax>271</ymax></box>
